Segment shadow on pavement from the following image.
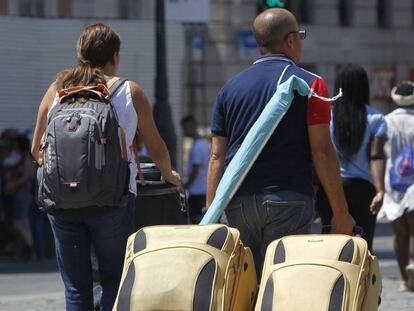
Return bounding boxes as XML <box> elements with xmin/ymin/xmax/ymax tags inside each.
<box><xmin>374</xmin><ymin>250</ymin><xmax>396</xmax><ymax>260</ymax></box>
<box><xmin>0</xmin><ymin>259</ymin><xmax>58</xmax><ymax>274</ymax></box>
<box><xmin>374</xmin><ymin>222</ymin><xmax>393</xmax><ymax>237</ymax></box>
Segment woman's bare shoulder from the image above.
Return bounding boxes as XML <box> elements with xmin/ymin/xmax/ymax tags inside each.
<box><xmin>127</xmin><ymin>80</ymin><xmax>145</xmax><ymax>96</ymax></box>
<box><xmin>43</xmin><ymin>81</ymin><xmax>58</xmax><ymax>110</ymax></box>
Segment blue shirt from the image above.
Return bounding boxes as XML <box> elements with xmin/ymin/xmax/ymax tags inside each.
<box><xmin>211</xmin><ymin>55</ymin><xmax>331</xmax><ymax>197</ymax></box>
<box><xmin>331</xmin><ymin>105</ymin><xmax>387</xmax><ymax>183</ymax></box>
<box><xmin>187</xmin><ymin>138</ymin><xmax>210</xmax><ymax>195</ymax></box>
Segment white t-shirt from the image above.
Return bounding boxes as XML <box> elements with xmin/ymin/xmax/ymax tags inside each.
<box><xmin>187</xmin><ymin>138</ymin><xmax>210</xmax><ymax>195</ymax></box>
<box><xmin>381</xmin><ymin>108</ymin><xmax>414</xmax><ymax>221</ymax></box>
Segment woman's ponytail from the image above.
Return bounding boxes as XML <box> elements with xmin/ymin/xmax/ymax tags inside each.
<box><xmin>56</xmin><ymin>61</ymin><xmax>106</xmax><ymax>90</ymax></box>
<box><xmin>56</xmin><ymin>23</ymin><xmax>121</xmax><ymax>90</ymax></box>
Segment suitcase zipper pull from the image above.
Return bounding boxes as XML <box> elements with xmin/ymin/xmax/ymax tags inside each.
<box><xmin>178</xmin><ymin>190</ymin><xmax>188</xmax><ymax>212</ymax></box>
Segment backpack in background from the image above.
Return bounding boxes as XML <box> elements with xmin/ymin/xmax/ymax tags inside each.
<box><xmin>390</xmin><ymin>145</ymin><xmax>414</xmax><ymax>192</ymax></box>
<box><xmin>36</xmin><ymin>79</ymin><xmax>130</xmax><ymax>211</ymax></box>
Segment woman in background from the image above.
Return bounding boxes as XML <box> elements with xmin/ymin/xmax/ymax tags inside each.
<box><xmin>316</xmin><ymin>64</ymin><xmax>387</xmax><ymax>252</ymax></box>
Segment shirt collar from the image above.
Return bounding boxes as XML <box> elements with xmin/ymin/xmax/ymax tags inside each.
<box><xmin>253</xmin><ymin>54</ymin><xmax>296</xmax><ymax>66</ymax></box>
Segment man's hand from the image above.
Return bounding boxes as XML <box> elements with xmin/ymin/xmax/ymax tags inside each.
<box><xmin>331</xmin><ymin>211</ymin><xmax>356</xmax><ymax>235</ymax></box>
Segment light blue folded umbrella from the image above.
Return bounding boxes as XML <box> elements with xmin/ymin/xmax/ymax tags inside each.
<box><xmin>201</xmin><ymin>75</ymin><xmax>312</xmax><ymax>224</ymax></box>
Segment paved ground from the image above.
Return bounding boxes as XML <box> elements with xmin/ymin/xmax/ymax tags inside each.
<box><xmin>0</xmin><ymin>220</ymin><xmax>413</xmax><ymax>310</ymax></box>
<box><xmin>371</xmin><ymin>221</ymin><xmax>414</xmax><ymax>310</ymax></box>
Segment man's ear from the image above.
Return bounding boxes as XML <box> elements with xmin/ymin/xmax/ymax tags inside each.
<box><xmin>285</xmin><ymin>35</ymin><xmax>294</xmax><ymax>49</ymax></box>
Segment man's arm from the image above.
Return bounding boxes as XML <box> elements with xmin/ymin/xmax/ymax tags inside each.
<box><xmin>206</xmin><ymin>136</ymin><xmax>227</xmax><ymax>207</ymax></box>
<box><xmin>308</xmin><ymin>124</ymin><xmax>355</xmax><ymax>235</ymax></box>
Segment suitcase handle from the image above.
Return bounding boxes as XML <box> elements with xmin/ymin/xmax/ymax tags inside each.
<box><xmin>164</xmin><ymin>182</ymin><xmax>188</xmax><ymax>213</ymax></box>
<box><xmin>321</xmin><ymin>225</ymin><xmax>364</xmax><ymax>236</ymax></box>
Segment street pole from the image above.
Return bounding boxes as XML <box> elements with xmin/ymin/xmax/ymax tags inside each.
<box><xmin>153</xmin><ymin>0</ymin><xmax>177</xmax><ymax>167</ymax></box>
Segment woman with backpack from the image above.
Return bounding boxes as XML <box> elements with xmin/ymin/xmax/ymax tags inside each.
<box><xmin>31</xmin><ymin>23</ymin><xmax>181</xmax><ymax>310</ymax></box>
<box><xmin>316</xmin><ymin>64</ymin><xmax>387</xmax><ymax>252</ymax></box>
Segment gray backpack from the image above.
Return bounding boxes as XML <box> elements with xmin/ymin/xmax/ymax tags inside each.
<box><xmin>37</xmin><ymin>79</ymin><xmax>130</xmax><ymax>211</ymax></box>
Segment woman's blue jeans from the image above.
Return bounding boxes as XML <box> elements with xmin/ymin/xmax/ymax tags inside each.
<box><xmin>48</xmin><ymin>194</ymin><xmax>135</xmax><ymax>311</ymax></box>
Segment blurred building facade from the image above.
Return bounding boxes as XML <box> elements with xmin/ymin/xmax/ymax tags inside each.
<box><xmin>0</xmin><ymin>1</ymin><xmax>185</xmax><ymax>163</ymax></box>
<box><xmin>0</xmin><ymin>0</ymin><xmax>413</xmax><ymax>133</ymax></box>
<box><xmin>189</xmin><ymin>0</ymin><xmax>414</xmax><ymax>127</ymax></box>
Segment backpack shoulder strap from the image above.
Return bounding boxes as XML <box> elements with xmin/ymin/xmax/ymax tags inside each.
<box><xmin>108</xmin><ymin>78</ymin><xmax>128</xmax><ymax>99</ymax></box>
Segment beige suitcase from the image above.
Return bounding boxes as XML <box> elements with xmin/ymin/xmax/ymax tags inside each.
<box><xmin>255</xmin><ymin>234</ymin><xmax>382</xmax><ymax>311</ymax></box>
<box><xmin>113</xmin><ymin>224</ymin><xmax>257</xmax><ymax>311</ymax></box>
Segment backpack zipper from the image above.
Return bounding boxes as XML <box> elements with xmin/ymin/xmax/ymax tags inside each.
<box><xmin>78</xmin><ymin>114</ymin><xmax>106</xmax><ymax>170</ymax></box>
<box><xmin>60</xmin><ymin>107</ymin><xmax>96</xmax><ymax>113</ymax></box>
<box><xmin>47</xmin><ymin>113</ymin><xmax>104</xmax><ymax>143</ymax></box>
<box><xmin>46</xmin><ymin>113</ymin><xmax>106</xmax><ymax>170</ymax></box>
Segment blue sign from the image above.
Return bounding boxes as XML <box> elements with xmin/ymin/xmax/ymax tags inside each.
<box><xmin>238</xmin><ymin>30</ymin><xmax>258</xmax><ymax>59</ymax></box>
<box><xmin>238</xmin><ymin>30</ymin><xmax>258</xmax><ymax>50</ymax></box>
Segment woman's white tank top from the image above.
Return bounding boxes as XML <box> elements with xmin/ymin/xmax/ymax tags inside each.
<box><xmin>49</xmin><ymin>81</ymin><xmax>138</xmax><ymax>195</ymax></box>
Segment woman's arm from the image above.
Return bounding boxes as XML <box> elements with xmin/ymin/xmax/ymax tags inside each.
<box><xmin>31</xmin><ymin>82</ymin><xmax>57</xmax><ymax>164</ymax></box>
<box><xmin>129</xmin><ymin>81</ymin><xmax>180</xmax><ymax>186</ymax></box>
<box><xmin>369</xmin><ymin>136</ymin><xmax>386</xmax><ymax>214</ymax></box>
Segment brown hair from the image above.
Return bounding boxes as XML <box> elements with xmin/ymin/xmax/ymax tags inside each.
<box><xmin>56</xmin><ymin>23</ymin><xmax>121</xmax><ymax>90</ymax></box>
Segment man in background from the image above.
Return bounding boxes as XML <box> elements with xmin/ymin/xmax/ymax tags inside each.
<box><xmin>181</xmin><ymin>115</ymin><xmax>210</xmax><ymax>223</ymax></box>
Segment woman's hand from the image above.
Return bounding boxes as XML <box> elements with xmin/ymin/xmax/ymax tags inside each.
<box><xmin>370</xmin><ymin>191</ymin><xmax>384</xmax><ymax>215</ymax></box>
<box><xmin>163</xmin><ymin>170</ymin><xmax>182</xmax><ymax>187</ymax></box>
<box><xmin>36</xmin><ymin>146</ymin><xmax>44</xmax><ymax>166</ymax></box>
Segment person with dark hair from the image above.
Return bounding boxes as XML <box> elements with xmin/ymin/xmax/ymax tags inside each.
<box><xmin>31</xmin><ymin>23</ymin><xmax>180</xmax><ymax>310</ymax></box>
<box><xmin>382</xmin><ymin>81</ymin><xmax>414</xmax><ymax>291</ymax></box>
<box><xmin>208</xmin><ymin>8</ymin><xmax>355</xmax><ymax>275</ymax></box>
<box><xmin>316</xmin><ymin>64</ymin><xmax>387</xmax><ymax>252</ymax></box>
<box><xmin>180</xmin><ymin>115</ymin><xmax>210</xmax><ymax>223</ymax></box>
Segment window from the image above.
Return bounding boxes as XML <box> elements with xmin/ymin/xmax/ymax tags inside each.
<box><xmin>412</xmin><ymin>0</ymin><xmax>414</xmax><ymax>27</ymax></box>
<box><xmin>284</xmin><ymin>0</ymin><xmax>313</xmax><ymax>24</ymax></box>
<box><xmin>72</xmin><ymin>0</ymin><xmax>94</xmax><ymax>18</ymax></box>
<box><xmin>18</xmin><ymin>0</ymin><xmax>44</xmax><ymax>17</ymax></box>
<box><xmin>57</xmin><ymin>0</ymin><xmax>72</xmax><ymax>18</ymax></box>
<box><xmin>119</xmin><ymin>0</ymin><xmax>139</xmax><ymax>19</ymax></box>
<box><xmin>377</xmin><ymin>0</ymin><xmax>392</xmax><ymax>28</ymax></box>
<box><xmin>338</xmin><ymin>0</ymin><xmax>353</xmax><ymax>27</ymax></box>
<box><xmin>0</xmin><ymin>0</ymin><xmax>7</xmax><ymax>15</ymax></box>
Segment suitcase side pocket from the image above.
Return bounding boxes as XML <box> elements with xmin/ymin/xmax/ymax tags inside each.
<box><xmin>256</xmin><ymin>263</ymin><xmax>354</xmax><ymax>311</ymax></box>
